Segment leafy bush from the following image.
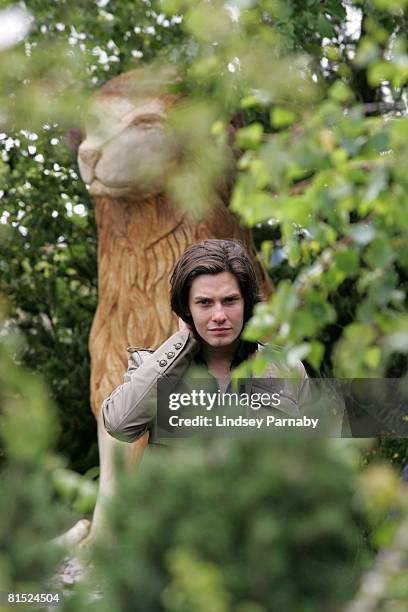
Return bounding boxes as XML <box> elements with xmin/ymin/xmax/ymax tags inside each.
<box><xmin>0</xmin><ymin>129</ymin><xmax>98</xmax><ymax>470</ymax></box>
<box><xmin>0</xmin><ymin>325</ymin><xmax>75</xmax><ymax>595</ymax></box>
<box><xmin>89</xmin><ymin>438</ymin><xmax>373</xmax><ymax>612</ymax></box>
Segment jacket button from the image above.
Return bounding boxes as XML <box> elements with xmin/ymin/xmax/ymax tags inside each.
<box><xmin>158</xmin><ymin>359</ymin><xmax>167</xmax><ymax>367</ymax></box>
<box><xmin>174</xmin><ymin>343</ymin><xmax>182</xmax><ymax>349</ymax></box>
<box><xmin>166</xmin><ymin>351</ymin><xmax>175</xmax><ymax>359</ymax></box>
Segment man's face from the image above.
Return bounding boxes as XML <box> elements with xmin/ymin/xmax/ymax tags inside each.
<box><xmin>188</xmin><ymin>272</ymin><xmax>245</xmax><ymax>348</ymax></box>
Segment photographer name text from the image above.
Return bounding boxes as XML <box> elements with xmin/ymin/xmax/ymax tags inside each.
<box><xmin>168</xmin><ymin>415</ymin><xmax>319</xmax><ymax>430</ymax></box>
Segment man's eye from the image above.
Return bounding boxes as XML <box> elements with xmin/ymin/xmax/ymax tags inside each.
<box><xmin>225</xmin><ymin>297</ymin><xmax>238</xmax><ymax>303</ymax></box>
<box><xmin>199</xmin><ymin>299</ymin><xmax>210</xmax><ymax>305</ymax></box>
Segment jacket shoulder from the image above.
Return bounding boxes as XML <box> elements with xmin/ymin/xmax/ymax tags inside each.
<box><xmin>254</xmin><ymin>344</ymin><xmax>310</xmax><ymax>409</ymax></box>
<box><xmin>256</xmin><ymin>343</ymin><xmax>308</xmax><ymax>379</ymax></box>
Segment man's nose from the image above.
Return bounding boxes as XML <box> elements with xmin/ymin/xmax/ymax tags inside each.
<box><xmin>211</xmin><ymin>304</ymin><xmax>227</xmax><ymax>322</ymax></box>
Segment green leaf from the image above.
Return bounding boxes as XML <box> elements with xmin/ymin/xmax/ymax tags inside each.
<box><xmin>230</xmin><ymin>177</ymin><xmax>247</xmax><ymax>216</ymax></box>
<box><xmin>364</xmin><ymin>346</ymin><xmax>381</xmax><ymax>369</ymax></box>
<box><xmin>317</xmin><ymin>13</ymin><xmax>335</xmax><ymax>38</ymax></box>
<box><xmin>334</xmin><ymin>248</ymin><xmax>359</xmax><ymax>277</ymax></box>
<box><xmin>372</xmin><ymin>0</ymin><xmax>407</xmax><ymax>13</ymax></box>
<box><xmin>349</xmin><ymin>224</ymin><xmax>376</xmax><ymax>245</ymax></box>
<box><xmin>235</xmin><ymin>124</ymin><xmax>264</xmax><ymax>150</ymax></box>
<box><xmin>367</xmin><ymin>271</ymin><xmax>398</xmax><ymax>306</ymax></box>
<box><xmin>291</xmin><ymin>310</ymin><xmax>319</xmax><ymax>337</ymax></box>
<box><xmin>272</xmin><ymin>281</ymin><xmax>300</xmax><ymax>320</ymax></box>
<box><xmin>364</xmin><ymin>238</ymin><xmax>396</xmax><ymax>269</ymax></box>
<box><xmin>329</xmin><ymin>81</ymin><xmax>353</xmax><ymax>103</ymax></box>
<box><xmin>364</xmin><ymin>169</ymin><xmax>388</xmax><ymax>202</ymax></box>
<box><xmin>270</xmin><ymin>107</ymin><xmax>297</xmax><ymax>128</ymax></box>
<box><xmin>307</xmin><ymin>341</ymin><xmax>325</xmax><ymax>370</ymax></box>
<box><xmin>185</xmin><ymin>4</ymin><xmax>231</xmax><ymax>43</ymax></box>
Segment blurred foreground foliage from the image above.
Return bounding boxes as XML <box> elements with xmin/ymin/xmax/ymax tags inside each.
<box><xmin>0</xmin><ymin>305</ymin><xmax>407</xmax><ymax>610</ymax></box>
<box><xmin>0</xmin><ymin>315</ymin><xmax>75</xmax><ymax>595</ymax></box>
<box><xmin>0</xmin><ymin>327</ymin><xmax>376</xmax><ymax>610</ymax></box>
<box><xmin>0</xmin><ymin>1</ymin><xmax>407</xmax><ymax>465</ymax></box>
<box><xmin>86</xmin><ymin>438</ymin><xmax>376</xmax><ymax>612</ymax></box>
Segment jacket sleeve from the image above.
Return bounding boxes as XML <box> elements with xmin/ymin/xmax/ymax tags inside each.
<box><xmin>102</xmin><ymin>331</ymin><xmax>199</xmax><ymax>443</ymax></box>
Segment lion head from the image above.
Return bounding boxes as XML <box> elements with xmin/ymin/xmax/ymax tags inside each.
<box><xmin>77</xmin><ymin>70</ymin><xmax>179</xmax><ymax>200</ymax></box>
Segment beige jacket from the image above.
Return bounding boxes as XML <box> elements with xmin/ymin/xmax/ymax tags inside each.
<box><xmin>102</xmin><ymin>331</ymin><xmax>309</xmax><ymax>444</ymax></box>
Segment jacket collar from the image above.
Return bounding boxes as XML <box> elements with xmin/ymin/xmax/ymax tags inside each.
<box><xmin>194</xmin><ymin>339</ymin><xmax>258</xmax><ymax>370</ymax></box>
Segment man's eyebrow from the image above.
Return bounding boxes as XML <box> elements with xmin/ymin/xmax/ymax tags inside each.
<box><xmin>192</xmin><ymin>293</ymin><xmax>241</xmax><ymax>301</ymax></box>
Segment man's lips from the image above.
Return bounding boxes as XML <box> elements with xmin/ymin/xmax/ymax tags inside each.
<box><xmin>208</xmin><ymin>328</ymin><xmax>232</xmax><ymax>332</ymax></box>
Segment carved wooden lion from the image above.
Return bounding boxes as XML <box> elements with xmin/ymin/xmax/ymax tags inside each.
<box><xmin>73</xmin><ymin>69</ymin><xmax>272</xmax><ymax>545</ymax></box>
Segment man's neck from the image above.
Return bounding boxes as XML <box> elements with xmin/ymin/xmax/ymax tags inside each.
<box><xmin>202</xmin><ymin>340</ymin><xmax>239</xmax><ymax>377</ymax></box>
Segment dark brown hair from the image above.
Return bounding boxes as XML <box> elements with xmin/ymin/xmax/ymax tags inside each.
<box><xmin>170</xmin><ymin>239</ymin><xmax>261</xmax><ymax>325</ymax></box>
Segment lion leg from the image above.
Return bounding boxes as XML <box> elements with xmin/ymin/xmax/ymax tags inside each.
<box><xmin>78</xmin><ymin>414</ymin><xmax>149</xmax><ymax>548</ymax></box>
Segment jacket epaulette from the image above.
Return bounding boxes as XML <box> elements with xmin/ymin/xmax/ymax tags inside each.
<box><xmin>127</xmin><ymin>346</ymin><xmax>155</xmax><ymax>354</ymax></box>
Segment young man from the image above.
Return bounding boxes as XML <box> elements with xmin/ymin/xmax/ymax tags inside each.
<box><xmin>102</xmin><ymin>239</ymin><xmax>308</xmax><ymax>443</ymax></box>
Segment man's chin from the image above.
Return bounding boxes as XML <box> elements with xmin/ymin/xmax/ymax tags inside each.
<box><xmin>204</xmin><ymin>335</ymin><xmax>238</xmax><ymax>348</ymax></box>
